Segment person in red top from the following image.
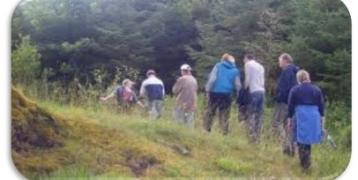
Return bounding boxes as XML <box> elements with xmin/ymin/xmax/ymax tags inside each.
<box><xmin>100</xmin><ymin>79</ymin><xmax>144</xmax><ymax>112</ymax></box>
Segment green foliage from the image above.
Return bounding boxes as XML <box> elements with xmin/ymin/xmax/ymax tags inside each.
<box><xmin>11</xmin><ymin>0</ymin><xmax>351</xmax><ymax>155</ymax></box>
<box><xmin>11</xmin><ymin>35</ymin><xmax>41</xmax><ymax>86</ymax></box>
<box><xmin>12</xmin><ymin>0</ymin><xmax>351</xmax><ymax>104</ymax></box>
<box><xmin>10</xmin><ymin>1</ymin><xmax>352</xmax><ymax>178</ymax></box>
<box><xmin>325</xmin><ymin>102</ymin><xmax>351</xmax><ymax>150</ymax></box>
<box><xmin>285</xmin><ymin>0</ymin><xmax>351</xmax><ymax>104</ymax></box>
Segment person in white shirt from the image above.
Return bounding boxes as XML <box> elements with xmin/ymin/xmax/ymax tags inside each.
<box><xmin>243</xmin><ymin>54</ymin><xmax>265</xmax><ymax>143</ymax></box>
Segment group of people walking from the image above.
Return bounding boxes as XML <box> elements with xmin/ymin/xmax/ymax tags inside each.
<box><xmin>100</xmin><ymin>52</ymin><xmax>326</xmax><ymax>171</ymax></box>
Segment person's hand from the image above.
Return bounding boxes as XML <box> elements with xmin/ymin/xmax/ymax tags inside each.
<box><xmin>100</xmin><ymin>97</ymin><xmax>106</xmax><ymax>101</ymax></box>
<box><xmin>137</xmin><ymin>101</ymin><xmax>145</xmax><ymax>108</ymax></box>
<box><xmin>287</xmin><ymin>118</ymin><xmax>292</xmax><ymax>133</ymax></box>
<box><xmin>206</xmin><ymin>92</ymin><xmax>210</xmax><ymax>99</ymax></box>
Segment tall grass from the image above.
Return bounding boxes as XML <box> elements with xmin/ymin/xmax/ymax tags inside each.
<box><xmin>14</xmin><ymin>83</ymin><xmax>351</xmax><ymax>179</ymax></box>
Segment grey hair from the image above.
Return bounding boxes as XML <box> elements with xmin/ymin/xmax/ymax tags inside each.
<box><xmin>279</xmin><ymin>53</ymin><xmax>293</xmax><ymax>63</ymax></box>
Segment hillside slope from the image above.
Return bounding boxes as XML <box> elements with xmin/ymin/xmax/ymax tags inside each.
<box><xmin>11</xmin><ymin>88</ymin><xmax>350</xmax><ymax>179</ymax></box>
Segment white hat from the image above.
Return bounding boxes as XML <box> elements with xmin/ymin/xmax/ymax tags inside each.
<box><xmin>180</xmin><ymin>64</ymin><xmax>192</xmax><ymax>71</ymax></box>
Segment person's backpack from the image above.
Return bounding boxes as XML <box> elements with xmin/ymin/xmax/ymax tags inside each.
<box><xmin>116</xmin><ymin>86</ymin><xmax>124</xmax><ymax>103</ymax></box>
<box><xmin>122</xmin><ymin>88</ymin><xmax>134</xmax><ymax>102</ymax></box>
<box><xmin>116</xmin><ymin>86</ymin><xmax>135</xmax><ymax>103</ymax></box>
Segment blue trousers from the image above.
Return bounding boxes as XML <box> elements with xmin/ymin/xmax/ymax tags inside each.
<box><xmin>247</xmin><ymin>91</ymin><xmax>265</xmax><ymax>143</ymax></box>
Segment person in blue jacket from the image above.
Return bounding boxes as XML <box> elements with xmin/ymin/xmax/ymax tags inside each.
<box><xmin>204</xmin><ymin>53</ymin><xmax>241</xmax><ymax>135</ymax></box>
<box><xmin>271</xmin><ymin>53</ymin><xmax>299</xmax><ymax>156</ymax></box>
<box><xmin>287</xmin><ymin>70</ymin><xmax>326</xmax><ymax>171</ymax></box>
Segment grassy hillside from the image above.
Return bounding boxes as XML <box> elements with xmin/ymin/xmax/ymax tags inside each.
<box><xmin>12</xmin><ymin>88</ymin><xmax>350</xmax><ymax>179</ymax></box>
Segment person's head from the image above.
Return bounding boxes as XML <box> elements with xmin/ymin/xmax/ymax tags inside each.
<box><xmin>122</xmin><ymin>79</ymin><xmax>135</xmax><ymax>88</ymax></box>
<box><xmin>278</xmin><ymin>53</ymin><xmax>293</xmax><ymax>69</ymax></box>
<box><xmin>243</xmin><ymin>53</ymin><xmax>255</xmax><ymax>63</ymax></box>
<box><xmin>180</xmin><ymin>64</ymin><xmax>192</xmax><ymax>75</ymax></box>
<box><xmin>146</xmin><ymin>69</ymin><xmax>156</xmax><ymax>77</ymax></box>
<box><xmin>221</xmin><ymin>53</ymin><xmax>235</xmax><ymax>64</ymax></box>
<box><xmin>296</xmin><ymin>70</ymin><xmax>311</xmax><ymax>84</ymax></box>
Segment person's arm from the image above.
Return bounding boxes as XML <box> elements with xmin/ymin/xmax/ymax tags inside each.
<box><xmin>137</xmin><ymin>101</ymin><xmax>145</xmax><ymax>108</ymax></box>
<box><xmin>244</xmin><ymin>63</ymin><xmax>251</xmax><ymax>89</ymax></box>
<box><xmin>287</xmin><ymin>88</ymin><xmax>295</xmax><ymax>119</ymax></box>
<box><xmin>235</xmin><ymin>75</ymin><xmax>241</xmax><ymax>96</ymax></box>
<box><xmin>205</xmin><ymin>64</ymin><xmax>218</xmax><ymax>92</ymax></box>
<box><xmin>139</xmin><ymin>81</ymin><xmax>146</xmax><ymax>98</ymax></box>
<box><xmin>318</xmin><ymin>88</ymin><xmax>326</xmax><ymax>131</ymax></box>
<box><xmin>134</xmin><ymin>94</ymin><xmax>145</xmax><ymax>108</ymax></box>
<box><xmin>161</xmin><ymin>81</ymin><xmax>165</xmax><ymax>97</ymax></box>
<box><xmin>139</xmin><ymin>82</ymin><xmax>145</xmax><ymax>97</ymax></box>
<box><xmin>276</xmin><ymin>71</ymin><xmax>287</xmax><ymax>102</ymax></box>
<box><xmin>172</xmin><ymin>78</ymin><xmax>181</xmax><ymax>95</ymax></box>
<box><xmin>100</xmin><ymin>89</ymin><xmax>116</xmax><ymax>101</ymax></box>
<box><xmin>287</xmin><ymin>88</ymin><xmax>296</xmax><ymax>132</ymax></box>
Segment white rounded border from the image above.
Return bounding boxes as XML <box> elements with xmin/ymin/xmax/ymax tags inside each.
<box><xmin>0</xmin><ymin>0</ymin><xmax>355</xmax><ymax>179</ymax></box>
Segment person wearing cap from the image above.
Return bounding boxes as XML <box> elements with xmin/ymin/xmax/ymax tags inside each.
<box><xmin>172</xmin><ymin>64</ymin><xmax>198</xmax><ymax>128</ymax></box>
<box><xmin>204</xmin><ymin>53</ymin><xmax>241</xmax><ymax>135</ymax></box>
<box><xmin>100</xmin><ymin>79</ymin><xmax>144</xmax><ymax>111</ymax></box>
<box><xmin>140</xmin><ymin>69</ymin><xmax>165</xmax><ymax>119</ymax></box>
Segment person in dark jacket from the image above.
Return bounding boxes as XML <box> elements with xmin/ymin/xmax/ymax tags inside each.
<box><xmin>287</xmin><ymin>70</ymin><xmax>325</xmax><ymax>171</ymax></box>
<box><xmin>204</xmin><ymin>53</ymin><xmax>241</xmax><ymax>135</ymax></box>
<box><xmin>237</xmin><ymin>72</ymin><xmax>250</xmax><ymax>122</ymax></box>
<box><xmin>271</xmin><ymin>53</ymin><xmax>299</xmax><ymax>156</ymax></box>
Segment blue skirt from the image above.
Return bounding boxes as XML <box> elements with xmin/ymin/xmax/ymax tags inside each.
<box><xmin>293</xmin><ymin>105</ymin><xmax>322</xmax><ymax>145</ymax></box>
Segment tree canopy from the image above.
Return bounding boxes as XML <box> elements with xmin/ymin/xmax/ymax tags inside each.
<box><xmin>12</xmin><ymin>0</ymin><xmax>351</xmax><ymax>104</ymax></box>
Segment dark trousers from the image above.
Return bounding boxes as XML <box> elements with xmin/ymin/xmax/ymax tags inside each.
<box><xmin>203</xmin><ymin>92</ymin><xmax>232</xmax><ymax>135</ymax></box>
<box><xmin>298</xmin><ymin>143</ymin><xmax>311</xmax><ymax>170</ymax></box>
<box><xmin>238</xmin><ymin>105</ymin><xmax>249</xmax><ymax>122</ymax></box>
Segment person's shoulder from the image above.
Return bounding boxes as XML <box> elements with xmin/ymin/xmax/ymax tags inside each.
<box><xmin>257</xmin><ymin>61</ymin><xmax>264</xmax><ymax>68</ymax></box>
<box><xmin>145</xmin><ymin>76</ymin><xmax>162</xmax><ymax>84</ymax></box>
<box><xmin>142</xmin><ymin>78</ymin><xmax>150</xmax><ymax>83</ymax></box>
<box><xmin>291</xmin><ymin>84</ymin><xmax>301</xmax><ymax>92</ymax></box>
<box><xmin>157</xmin><ymin>77</ymin><xmax>164</xmax><ymax>84</ymax></box>
<box><xmin>286</xmin><ymin>64</ymin><xmax>298</xmax><ymax>73</ymax></box>
<box><xmin>188</xmin><ymin>75</ymin><xmax>198</xmax><ymax>82</ymax></box>
<box><xmin>212</xmin><ymin>62</ymin><xmax>219</xmax><ymax>68</ymax></box>
<box><xmin>176</xmin><ymin>76</ymin><xmax>185</xmax><ymax>82</ymax></box>
<box><xmin>246</xmin><ymin>60</ymin><xmax>257</xmax><ymax>67</ymax></box>
<box><xmin>244</xmin><ymin>61</ymin><xmax>252</xmax><ymax>68</ymax></box>
<box><xmin>310</xmin><ymin>83</ymin><xmax>322</xmax><ymax>92</ymax></box>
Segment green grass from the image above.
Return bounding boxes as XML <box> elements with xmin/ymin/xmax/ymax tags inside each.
<box><xmin>14</xmin><ymin>95</ymin><xmax>351</xmax><ymax>179</ymax></box>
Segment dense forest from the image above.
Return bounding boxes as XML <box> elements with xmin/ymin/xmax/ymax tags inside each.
<box><xmin>12</xmin><ymin>0</ymin><xmax>351</xmax><ymax>105</ymax></box>
<box><xmin>11</xmin><ymin>0</ymin><xmax>352</xmax><ymax>178</ymax></box>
